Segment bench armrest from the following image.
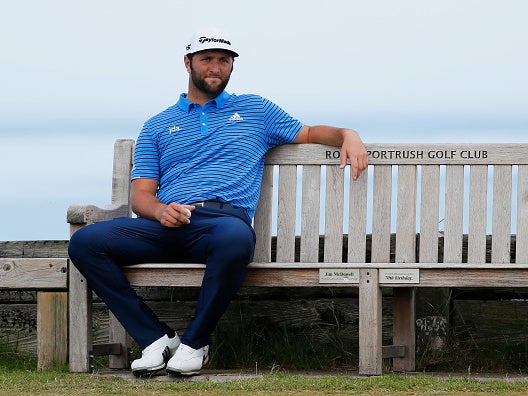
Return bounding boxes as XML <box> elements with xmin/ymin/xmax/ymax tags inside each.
<box><xmin>67</xmin><ymin>203</ymin><xmax>130</xmax><ymax>225</ymax></box>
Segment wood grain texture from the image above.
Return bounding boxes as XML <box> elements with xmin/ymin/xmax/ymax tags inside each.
<box><xmin>265</xmin><ymin>144</ymin><xmax>528</xmax><ymax>165</ymax></box>
<box><xmin>0</xmin><ymin>258</ymin><xmax>67</xmax><ymax>289</ymax></box>
<box><xmin>37</xmin><ymin>292</ymin><xmax>67</xmax><ymax>369</ymax></box>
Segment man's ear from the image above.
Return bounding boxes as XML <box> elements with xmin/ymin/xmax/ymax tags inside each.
<box><xmin>184</xmin><ymin>55</ymin><xmax>191</xmax><ymax>73</ymax></box>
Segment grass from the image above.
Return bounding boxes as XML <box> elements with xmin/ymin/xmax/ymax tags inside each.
<box><xmin>2</xmin><ymin>368</ymin><xmax>528</xmax><ymax>395</ymax></box>
<box><xmin>2</xmin><ymin>346</ymin><xmax>528</xmax><ymax>395</ymax></box>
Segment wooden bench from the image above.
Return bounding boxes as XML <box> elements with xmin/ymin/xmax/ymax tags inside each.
<box><xmin>0</xmin><ymin>257</ymin><xmax>68</xmax><ymax>369</ymax></box>
<box><xmin>68</xmin><ymin>139</ymin><xmax>528</xmax><ymax>375</ymax></box>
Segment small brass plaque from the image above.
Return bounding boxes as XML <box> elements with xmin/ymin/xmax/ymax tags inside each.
<box><xmin>379</xmin><ymin>268</ymin><xmax>420</xmax><ymax>284</ymax></box>
<box><xmin>319</xmin><ymin>268</ymin><xmax>359</xmax><ymax>284</ymax></box>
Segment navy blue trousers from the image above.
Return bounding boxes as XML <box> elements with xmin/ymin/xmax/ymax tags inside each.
<box><xmin>68</xmin><ymin>207</ymin><xmax>255</xmax><ymax>350</ymax></box>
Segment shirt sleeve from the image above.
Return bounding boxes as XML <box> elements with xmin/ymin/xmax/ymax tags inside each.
<box><xmin>261</xmin><ymin>97</ymin><xmax>303</xmax><ymax>147</ymax></box>
<box><xmin>130</xmin><ymin>123</ymin><xmax>160</xmax><ymax>181</ymax></box>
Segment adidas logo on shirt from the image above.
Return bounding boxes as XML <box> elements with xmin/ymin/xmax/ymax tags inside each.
<box><xmin>229</xmin><ymin>112</ymin><xmax>243</xmax><ymax>121</ymax></box>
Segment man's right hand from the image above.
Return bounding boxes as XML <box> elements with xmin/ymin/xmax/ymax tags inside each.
<box><xmin>131</xmin><ymin>179</ymin><xmax>196</xmax><ymax>227</ymax></box>
<box><xmin>157</xmin><ymin>203</ymin><xmax>196</xmax><ymax>228</ymax></box>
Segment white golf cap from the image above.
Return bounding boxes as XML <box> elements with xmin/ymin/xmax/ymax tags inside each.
<box><xmin>185</xmin><ymin>28</ymin><xmax>239</xmax><ymax>57</ymax></box>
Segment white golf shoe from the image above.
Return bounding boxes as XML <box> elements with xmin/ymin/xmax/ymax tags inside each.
<box><xmin>166</xmin><ymin>343</ymin><xmax>210</xmax><ymax>376</ymax></box>
<box><xmin>131</xmin><ymin>334</ymin><xmax>180</xmax><ymax>376</ymax></box>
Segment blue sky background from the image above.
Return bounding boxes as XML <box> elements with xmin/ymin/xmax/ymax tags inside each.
<box><xmin>1</xmin><ymin>0</ymin><xmax>527</xmax><ymax>240</ymax></box>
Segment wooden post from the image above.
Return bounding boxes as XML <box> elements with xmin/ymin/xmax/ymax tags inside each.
<box><xmin>393</xmin><ymin>165</ymin><xmax>417</xmax><ymax>372</ymax></box>
<box><xmin>37</xmin><ymin>292</ymin><xmax>68</xmax><ymax>369</ymax></box>
<box><xmin>69</xmin><ymin>259</ymin><xmax>92</xmax><ymax>372</ymax></box>
<box><xmin>108</xmin><ymin>312</ymin><xmax>130</xmax><ymax>369</ymax></box>
<box><xmin>359</xmin><ymin>268</ymin><xmax>382</xmax><ymax>375</ymax></box>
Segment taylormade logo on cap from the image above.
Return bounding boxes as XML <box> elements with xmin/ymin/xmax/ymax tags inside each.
<box><xmin>185</xmin><ymin>28</ymin><xmax>239</xmax><ymax>57</ymax></box>
<box><xmin>198</xmin><ymin>36</ymin><xmax>231</xmax><ymax>45</ymax></box>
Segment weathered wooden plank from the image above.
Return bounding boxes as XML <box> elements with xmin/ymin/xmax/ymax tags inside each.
<box><xmin>371</xmin><ymin>166</ymin><xmax>392</xmax><ymax>263</ymax></box>
<box><xmin>517</xmin><ymin>165</ymin><xmax>528</xmax><ymax>263</ymax></box>
<box><xmin>359</xmin><ymin>268</ymin><xmax>382</xmax><ymax>375</ymax></box>
<box><xmin>348</xmin><ymin>168</ymin><xmax>368</xmax><ymax>262</ymax></box>
<box><xmin>125</xmin><ymin>267</ymin><xmax>356</xmax><ymax>288</ymax></box>
<box><xmin>253</xmin><ymin>165</ymin><xmax>274</xmax><ymax>263</ymax></box>
<box><xmin>394</xmin><ymin>269</ymin><xmax>528</xmax><ymax>288</ymax></box>
<box><xmin>37</xmin><ymin>292</ymin><xmax>67</xmax><ymax>369</ymax></box>
<box><xmin>396</xmin><ymin>165</ymin><xmax>417</xmax><ymax>263</ymax></box>
<box><xmin>468</xmin><ymin>165</ymin><xmax>488</xmax><ymax>263</ymax></box>
<box><xmin>276</xmin><ymin>165</ymin><xmax>297</xmax><ymax>262</ymax></box>
<box><xmin>324</xmin><ymin>166</ymin><xmax>344</xmax><ymax>262</ymax></box>
<box><xmin>123</xmin><ymin>266</ymin><xmax>528</xmax><ymax>288</ymax></box>
<box><xmin>111</xmin><ymin>139</ymin><xmax>134</xmax><ymax>208</ymax></box>
<box><xmin>0</xmin><ymin>258</ymin><xmax>67</xmax><ymax>289</ymax></box>
<box><xmin>419</xmin><ymin>165</ymin><xmax>440</xmax><ymax>262</ymax></box>
<box><xmin>300</xmin><ymin>165</ymin><xmax>321</xmax><ymax>262</ymax></box>
<box><xmin>67</xmin><ymin>204</ymin><xmax>130</xmax><ymax>225</ymax></box>
<box><xmin>69</xmin><ymin>264</ymin><xmax>92</xmax><ymax>373</ymax></box>
<box><xmin>0</xmin><ymin>240</ymin><xmax>69</xmax><ymax>258</ymax></box>
<box><xmin>393</xmin><ymin>165</ymin><xmax>417</xmax><ymax>372</ymax></box>
<box><xmin>122</xmin><ymin>262</ymin><xmax>528</xmax><ymax>270</ymax></box>
<box><xmin>492</xmin><ymin>165</ymin><xmax>512</xmax><ymax>264</ymax></box>
<box><xmin>444</xmin><ymin>165</ymin><xmax>464</xmax><ymax>263</ymax></box>
<box><xmin>265</xmin><ymin>144</ymin><xmax>528</xmax><ymax>165</ymax></box>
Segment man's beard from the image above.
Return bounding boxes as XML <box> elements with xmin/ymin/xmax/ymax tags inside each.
<box><xmin>191</xmin><ymin>69</ymin><xmax>230</xmax><ymax>97</ymax></box>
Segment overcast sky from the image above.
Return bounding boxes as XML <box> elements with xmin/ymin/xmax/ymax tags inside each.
<box><xmin>2</xmin><ymin>0</ymin><xmax>527</xmax><ymax>123</ymax></box>
<box><xmin>1</xmin><ymin>0</ymin><xmax>527</xmax><ymax>240</ymax></box>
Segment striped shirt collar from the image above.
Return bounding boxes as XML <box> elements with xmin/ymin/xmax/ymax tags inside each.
<box><xmin>177</xmin><ymin>91</ymin><xmax>231</xmax><ymax>113</ymax></box>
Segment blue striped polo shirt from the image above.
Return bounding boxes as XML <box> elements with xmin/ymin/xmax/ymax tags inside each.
<box><xmin>131</xmin><ymin>91</ymin><xmax>303</xmax><ymax>219</ymax></box>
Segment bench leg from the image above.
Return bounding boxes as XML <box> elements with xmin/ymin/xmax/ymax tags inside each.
<box><xmin>392</xmin><ymin>287</ymin><xmax>416</xmax><ymax>372</ymax></box>
<box><xmin>359</xmin><ymin>268</ymin><xmax>382</xmax><ymax>375</ymax></box>
<box><xmin>108</xmin><ymin>311</ymin><xmax>130</xmax><ymax>369</ymax></box>
<box><xmin>37</xmin><ymin>292</ymin><xmax>68</xmax><ymax>369</ymax></box>
<box><xmin>69</xmin><ymin>264</ymin><xmax>92</xmax><ymax>372</ymax></box>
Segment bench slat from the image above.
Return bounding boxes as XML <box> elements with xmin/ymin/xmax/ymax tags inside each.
<box><xmin>253</xmin><ymin>165</ymin><xmax>273</xmax><ymax>262</ymax></box>
<box><xmin>324</xmin><ymin>165</ymin><xmax>345</xmax><ymax>262</ymax></box>
<box><xmin>396</xmin><ymin>165</ymin><xmax>417</xmax><ymax>263</ymax></box>
<box><xmin>0</xmin><ymin>258</ymin><xmax>68</xmax><ymax>289</ymax></box>
<box><xmin>420</xmin><ymin>165</ymin><xmax>440</xmax><ymax>262</ymax></box>
<box><xmin>277</xmin><ymin>165</ymin><xmax>297</xmax><ymax>262</ymax></box>
<box><xmin>468</xmin><ymin>165</ymin><xmax>488</xmax><ymax>263</ymax></box>
<box><xmin>348</xmin><ymin>170</ymin><xmax>368</xmax><ymax>262</ymax></box>
<box><xmin>111</xmin><ymin>139</ymin><xmax>134</xmax><ymax>207</ymax></box>
<box><xmin>492</xmin><ymin>165</ymin><xmax>512</xmax><ymax>263</ymax></box>
<box><xmin>371</xmin><ymin>165</ymin><xmax>392</xmax><ymax>263</ymax></box>
<box><xmin>120</xmin><ymin>264</ymin><xmax>528</xmax><ymax>288</ymax></box>
<box><xmin>300</xmin><ymin>165</ymin><xmax>321</xmax><ymax>262</ymax></box>
<box><xmin>517</xmin><ymin>165</ymin><xmax>528</xmax><ymax>263</ymax></box>
<box><xmin>122</xmin><ymin>262</ymin><xmax>528</xmax><ymax>270</ymax></box>
<box><xmin>444</xmin><ymin>165</ymin><xmax>464</xmax><ymax>263</ymax></box>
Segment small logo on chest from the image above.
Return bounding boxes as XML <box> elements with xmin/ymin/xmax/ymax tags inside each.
<box><xmin>168</xmin><ymin>125</ymin><xmax>181</xmax><ymax>134</ymax></box>
<box><xmin>229</xmin><ymin>112</ymin><xmax>244</xmax><ymax>122</ymax></box>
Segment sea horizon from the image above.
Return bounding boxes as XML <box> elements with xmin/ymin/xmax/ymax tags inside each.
<box><xmin>1</xmin><ymin>117</ymin><xmax>527</xmax><ymax>242</ymax></box>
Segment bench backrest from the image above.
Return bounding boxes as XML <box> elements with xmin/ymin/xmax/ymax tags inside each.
<box><xmin>111</xmin><ymin>139</ymin><xmax>528</xmax><ymax>266</ymax></box>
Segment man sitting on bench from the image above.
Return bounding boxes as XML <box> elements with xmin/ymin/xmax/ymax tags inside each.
<box><xmin>68</xmin><ymin>27</ymin><xmax>368</xmax><ymax>376</ymax></box>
